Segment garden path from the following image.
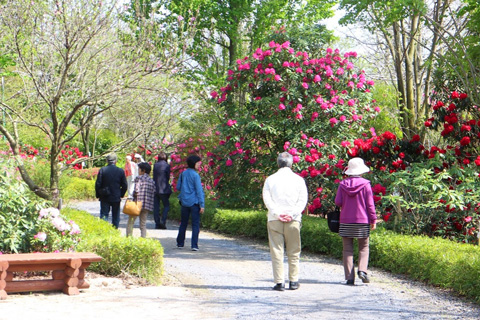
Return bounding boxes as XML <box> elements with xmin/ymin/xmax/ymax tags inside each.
<box><xmin>1</xmin><ymin>200</ymin><xmax>478</xmax><ymax>320</ymax></box>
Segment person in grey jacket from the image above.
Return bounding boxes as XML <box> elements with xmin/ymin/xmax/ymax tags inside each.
<box><xmin>95</xmin><ymin>153</ymin><xmax>128</xmax><ymax>228</ymax></box>
<box><xmin>153</xmin><ymin>152</ymin><xmax>172</xmax><ymax>229</ymax></box>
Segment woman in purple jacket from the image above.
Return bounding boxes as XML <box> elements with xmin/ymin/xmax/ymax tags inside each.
<box><xmin>335</xmin><ymin>157</ymin><xmax>377</xmax><ymax>285</ymax></box>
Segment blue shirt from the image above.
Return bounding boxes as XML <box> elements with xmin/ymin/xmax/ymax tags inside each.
<box><xmin>177</xmin><ymin>168</ymin><xmax>205</xmax><ymax>208</ymax></box>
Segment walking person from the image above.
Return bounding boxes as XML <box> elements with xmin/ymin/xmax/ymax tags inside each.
<box><xmin>124</xmin><ymin>155</ymin><xmax>136</xmax><ymax>198</ymax></box>
<box><xmin>335</xmin><ymin>157</ymin><xmax>377</xmax><ymax>285</ymax></box>
<box><xmin>95</xmin><ymin>153</ymin><xmax>128</xmax><ymax>228</ymax></box>
<box><xmin>176</xmin><ymin>155</ymin><xmax>205</xmax><ymax>251</ymax></box>
<box><xmin>126</xmin><ymin>162</ymin><xmax>155</xmax><ymax>238</ymax></box>
<box><xmin>262</xmin><ymin>152</ymin><xmax>308</xmax><ymax>291</ymax></box>
<box><xmin>153</xmin><ymin>152</ymin><xmax>172</xmax><ymax>229</ymax></box>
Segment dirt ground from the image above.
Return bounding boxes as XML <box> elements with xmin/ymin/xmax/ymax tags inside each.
<box><xmin>1</xmin><ymin>200</ymin><xmax>479</xmax><ymax>320</ymax></box>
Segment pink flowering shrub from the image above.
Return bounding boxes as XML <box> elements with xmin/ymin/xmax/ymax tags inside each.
<box><xmin>32</xmin><ymin>207</ymin><xmax>81</xmax><ymax>252</ymax></box>
<box><xmin>207</xmin><ymin>41</ymin><xmax>379</xmax><ymax>207</ymax></box>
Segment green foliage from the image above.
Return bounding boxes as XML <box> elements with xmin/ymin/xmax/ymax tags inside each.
<box><xmin>378</xmin><ymin>153</ymin><xmax>480</xmax><ymax>243</ymax></box>
<box><xmin>60</xmin><ymin>177</ymin><xmax>96</xmax><ymax>201</ymax></box>
<box><xmin>62</xmin><ymin>208</ymin><xmax>164</xmax><ymax>284</ymax></box>
<box><xmin>370</xmin><ymin>230</ymin><xmax>480</xmax><ymax>303</ymax></box>
<box><xmin>0</xmin><ymin>162</ymin><xmax>48</xmax><ymax>253</ymax></box>
<box><xmin>79</xmin><ymin>236</ymin><xmax>164</xmax><ymax>285</ymax></box>
<box><xmin>367</xmin><ymin>81</ymin><xmax>402</xmax><ymax>137</ymax></box>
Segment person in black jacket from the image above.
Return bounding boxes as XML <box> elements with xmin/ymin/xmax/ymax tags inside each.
<box><xmin>95</xmin><ymin>153</ymin><xmax>128</xmax><ymax>228</ymax></box>
<box><xmin>152</xmin><ymin>152</ymin><xmax>172</xmax><ymax>229</ymax></box>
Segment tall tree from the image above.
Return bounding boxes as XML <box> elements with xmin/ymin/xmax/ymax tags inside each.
<box><xmin>339</xmin><ymin>0</ymin><xmax>465</xmax><ymax>139</ymax></box>
<box><xmin>0</xmin><ymin>0</ymin><xmax>194</xmax><ymax>202</ymax></box>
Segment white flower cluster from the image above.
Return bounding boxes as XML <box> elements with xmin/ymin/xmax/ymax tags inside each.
<box><xmin>38</xmin><ymin>207</ymin><xmax>81</xmax><ymax>235</ymax></box>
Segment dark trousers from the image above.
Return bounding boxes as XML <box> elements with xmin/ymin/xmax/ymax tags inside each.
<box><xmin>153</xmin><ymin>193</ymin><xmax>171</xmax><ymax>227</ymax></box>
<box><xmin>342</xmin><ymin>237</ymin><xmax>370</xmax><ymax>280</ymax></box>
<box><xmin>100</xmin><ymin>200</ymin><xmax>121</xmax><ymax>228</ymax></box>
<box><xmin>176</xmin><ymin>204</ymin><xmax>201</xmax><ymax>249</ymax></box>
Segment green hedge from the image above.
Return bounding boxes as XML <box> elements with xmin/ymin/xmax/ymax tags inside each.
<box><xmin>61</xmin><ymin>177</ymin><xmax>96</xmax><ymax>201</ymax></box>
<box><xmin>63</xmin><ymin>208</ymin><xmax>164</xmax><ymax>284</ymax></box>
<box><xmin>169</xmin><ymin>198</ymin><xmax>480</xmax><ymax>303</ymax></box>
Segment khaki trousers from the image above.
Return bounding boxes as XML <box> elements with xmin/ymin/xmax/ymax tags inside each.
<box><xmin>267</xmin><ymin>220</ymin><xmax>301</xmax><ymax>284</ymax></box>
<box><xmin>126</xmin><ymin>209</ymin><xmax>150</xmax><ymax>238</ymax></box>
<box><xmin>342</xmin><ymin>237</ymin><xmax>369</xmax><ymax>280</ymax></box>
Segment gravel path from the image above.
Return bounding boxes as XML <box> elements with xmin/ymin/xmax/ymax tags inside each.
<box><xmin>1</xmin><ymin>200</ymin><xmax>479</xmax><ymax>320</ymax></box>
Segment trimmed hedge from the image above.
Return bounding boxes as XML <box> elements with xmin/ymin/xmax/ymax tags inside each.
<box><xmin>63</xmin><ymin>208</ymin><xmax>164</xmax><ymax>284</ymax></box>
<box><xmin>169</xmin><ymin>198</ymin><xmax>480</xmax><ymax>303</ymax></box>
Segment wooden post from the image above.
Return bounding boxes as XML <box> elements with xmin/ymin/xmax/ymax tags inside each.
<box><xmin>0</xmin><ymin>261</ymin><xmax>9</xmax><ymax>300</ymax></box>
<box><xmin>63</xmin><ymin>258</ymin><xmax>81</xmax><ymax>295</ymax></box>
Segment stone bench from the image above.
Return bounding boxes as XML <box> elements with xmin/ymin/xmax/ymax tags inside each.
<box><xmin>0</xmin><ymin>252</ymin><xmax>102</xmax><ymax>299</ymax></box>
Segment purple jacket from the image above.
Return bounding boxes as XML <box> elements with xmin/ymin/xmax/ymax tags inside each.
<box><xmin>335</xmin><ymin>176</ymin><xmax>377</xmax><ymax>224</ymax></box>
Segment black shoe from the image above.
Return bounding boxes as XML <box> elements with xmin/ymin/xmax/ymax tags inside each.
<box><xmin>176</xmin><ymin>244</ymin><xmax>184</xmax><ymax>248</ymax></box>
<box><xmin>155</xmin><ymin>224</ymin><xmax>162</xmax><ymax>229</ymax></box>
<box><xmin>346</xmin><ymin>280</ymin><xmax>355</xmax><ymax>286</ymax></box>
<box><xmin>272</xmin><ymin>283</ymin><xmax>285</xmax><ymax>291</ymax></box>
<box><xmin>358</xmin><ymin>271</ymin><xmax>370</xmax><ymax>283</ymax></box>
<box><xmin>289</xmin><ymin>281</ymin><xmax>300</xmax><ymax>290</ymax></box>
<box><xmin>159</xmin><ymin>223</ymin><xmax>167</xmax><ymax>230</ymax></box>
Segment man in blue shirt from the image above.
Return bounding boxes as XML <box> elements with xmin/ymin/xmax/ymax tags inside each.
<box><xmin>176</xmin><ymin>155</ymin><xmax>205</xmax><ymax>251</ymax></box>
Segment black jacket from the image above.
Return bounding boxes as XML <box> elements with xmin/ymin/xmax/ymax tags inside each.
<box><xmin>153</xmin><ymin>160</ymin><xmax>172</xmax><ymax>195</ymax></box>
<box><xmin>95</xmin><ymin>163</ymin><xmax>128</xmax><ymax>202</ymax></box>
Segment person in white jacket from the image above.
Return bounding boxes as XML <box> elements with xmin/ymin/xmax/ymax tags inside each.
<box><xmin>262</xmin><ymin>152</ymin><xmax>308</xmax><ymax>291</ymax></box>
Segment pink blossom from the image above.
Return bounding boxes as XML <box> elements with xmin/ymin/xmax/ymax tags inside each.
<box><xmin>374</xmin><ymin>107</ymin><xmax>381</xmax><ymax>112</ymax></box>
<box><xmin>278</xmin><ymin>103</ymin><xmax>286</xmax><ymax>110</ymax></box>
<box><xmin>341</xmin><ymin>141</ymin><xmax>351</xmax><ymax>147</ymax></box>
<box><xmin>210</xmin><ymin>91</ymin><xmax>218</xmax><ymax>99</ymax></box>
<box><xmin>282</xmin><ymin>61</ymin><xmax>290</xmax><ymax>67</ymax></box>
<box><xmin>274</xmin><ymin>74</ymin><xmax>282</xmax><ymax>81</ymax></box>
<box><xmin>288</xmin><ymin>148</ymin><xmax>298</xmax><ymax>156</ymax></box>
<box><xmin>293</xmin><ymin>156</ymin><xmax>300</xmax><ymax>163</ymax></box>
<box><xmin>336</xmin><ymin>68</ymin><xmax>344</xmax><ymax>75</ymax></box>
<box><xmin>314</xmin><ymin>75</ymin><xmax>321</xmax><ymax>83</ymax></box>
<box><xmin>34</xmin><ymin>232</ymin><xmax>47</xmax><ymax>242</ymax></box>
<box><xmin>226</xmin><ymin>119</ymin><xmax>237</xmax><ymax>127</ymax></box>
<box><xmin>329</xmin><ymin>118</ymin><xmax>338</xmax><ymax>125</ymax></box>
<box><xmin>347</xmin><ymin>99</ymin><xmax>355</xmax><ymax>106</ymax></box>
<box><xmin>283</xmin><ymin>141</ymin><xmax>290</xmax><ymax>150</ymax></box>
<box><xmin>226</xmin><ymin>159</ymin><xmax>233</xmax><ymax>166</ymax></box>
<box><xmin>339</xmin><ymin>115</ymin><xmax>347</xmax><ymax>122</ymax></box>
<box><xmin>302</xmin><ymin>82</ymin><xmax>309</xmax><ymax>89</ymax></box>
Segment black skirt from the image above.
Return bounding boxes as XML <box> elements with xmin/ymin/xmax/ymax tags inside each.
<box><xmin>339</xmin><ymin>223</ymin><xmax>370</xmax><ymax>238</ymax></box>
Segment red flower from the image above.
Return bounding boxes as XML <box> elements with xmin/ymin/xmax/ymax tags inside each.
<box><xmin>461</xmin><ymin>125</ymin><xmax>471</xmax><ymax>132</ymax></box>
<box><xmin>451</xmin><ymin>91</ymin><xmax>460</xmax><ymax>99</ymax></box>
<box><xmin>460</xmin><ymin>93</ymin><xmax>468</xmax><ymax>99</ymax></box>
<box><xmin>460</xmin><ymin>137</ymin><xmax>471</xmax><ymax>146</ymax></box>
<box><xmin>383</xmin><ymin>212</ymin><xmax>392</xmax><ymax>222</ymax></box>
<box><xmin>424</xmin><ymin>121</ymin><xmax>432</xmax><ymax>127</ymax></box>
<box><xmin>382</xmin><ymin>131</ymin><xmax>396</xmax><ymax>141</ymax></box>
<box><xmin>410</xmin><ymin>134</ymin><xmax>420</xmax><ymax>142</ymax></box>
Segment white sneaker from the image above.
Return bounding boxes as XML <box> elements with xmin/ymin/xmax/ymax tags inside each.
<box><xmin>191</xmin><ymin>248</ymin><xmax>199</xmax><ymax>251</ymax></box>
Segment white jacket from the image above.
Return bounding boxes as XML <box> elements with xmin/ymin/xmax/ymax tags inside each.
<box><xmin>262</xmin><ymin>167</ymin><xmax>308</xmax><ymax>222</ymax></box>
